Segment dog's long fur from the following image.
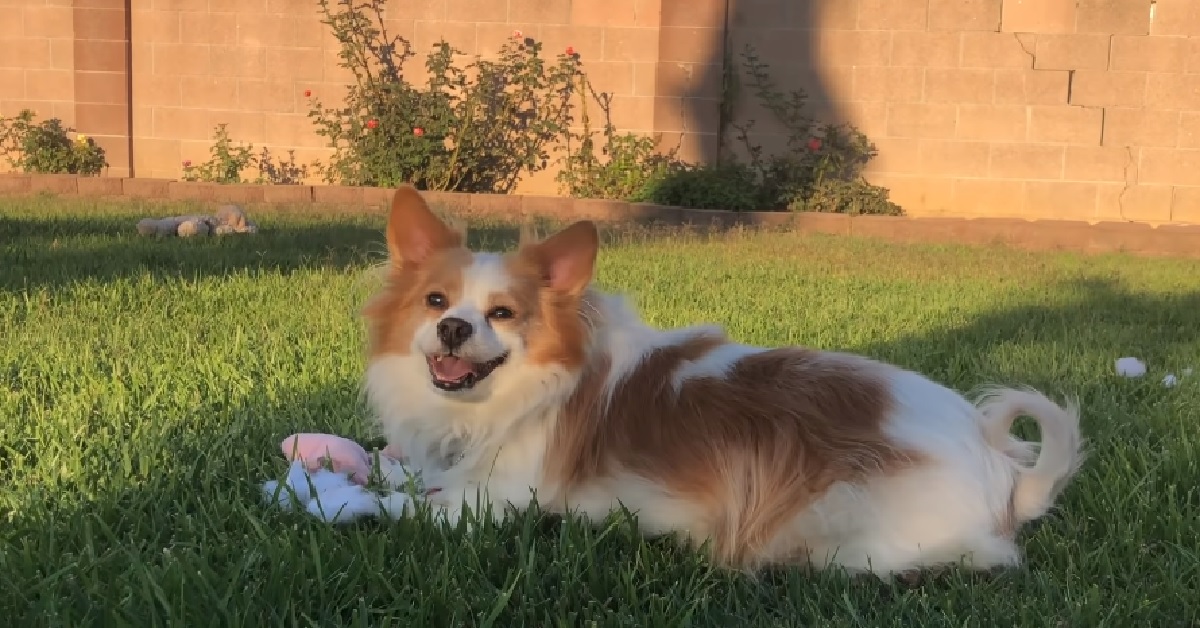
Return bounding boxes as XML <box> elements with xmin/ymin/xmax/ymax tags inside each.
<box><xmin>362</xmin><ymin>187</ymin><xmax>1085</xmax><ymax>575</ymax></box>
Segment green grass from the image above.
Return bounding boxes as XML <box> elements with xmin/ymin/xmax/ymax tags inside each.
<box><xmin>2</xmin><ymin>195</ymin><xmax>1199</xmax><ymax>626</ymax></box>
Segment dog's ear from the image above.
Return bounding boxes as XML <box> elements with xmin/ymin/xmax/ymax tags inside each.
<box><xmin>522</xmin><ymin>220</ymin><xmax>599</xmax><ymax>296</ymax></box>
<box><xmin>386</xmin><ymin>186</ymin><xmax>462</xmax><ymax>265</ymax></box>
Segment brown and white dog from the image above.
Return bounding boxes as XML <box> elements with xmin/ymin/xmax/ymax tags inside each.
<box><xmin>360</xmin><ymin>186</ymin><xmax>1085</xmax><ymax>576</ymax></box>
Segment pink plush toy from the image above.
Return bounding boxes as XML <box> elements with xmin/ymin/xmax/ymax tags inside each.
<box><xmin>263</xmin><ymin>433</ymin><xmax>423</xmax><ymax>523</ymax></box>
<box><xmin>280</xmin><ymin>433</ymin><xmax>406</xmax><ymax>486</ymax></box>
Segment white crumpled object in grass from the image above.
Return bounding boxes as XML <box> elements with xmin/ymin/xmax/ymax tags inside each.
<box><xmin>1115</xmin><ymin>357</ymin><xmax>1193</xmax><ymax>388</ymax></box>
<box><xmin>262</xmin><ymin>460</ymin><xmax>418</xmax><ymax>523</ymax></box>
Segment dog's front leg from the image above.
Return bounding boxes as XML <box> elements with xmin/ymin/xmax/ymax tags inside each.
<box><xmin>425</xmin><ymin>482</ymin><xmax>502</xmax><ymax>529</ymax></box>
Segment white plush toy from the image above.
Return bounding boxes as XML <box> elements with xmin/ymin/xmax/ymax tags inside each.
<box><xmin>260</xmin><ymin>433</ymin><xmax>427</xmax><ymax>523</ymax></box>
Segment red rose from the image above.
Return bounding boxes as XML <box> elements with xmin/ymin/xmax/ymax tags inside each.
<box><xmin>413</xmin><ymin>127</ymin><xmax>424</xmax><ymax>137</ymax></box>
<box><xmin>367</xmin><ymin>119</ymin><xmax>379</xmax><ymax>130</ymax></box>
<box><xmin>304</xmin><ymin>89</ymin><xmax>312</xmax><ymax>97</ymax></box>
<box><xmin>512</xmin><ymin>30</ymin><xmax>522</xmax><ymax>39</ymax></box>
<box><xmin>566</xmin><ymin>46</ymin><xmax>575</xmax><ymax>56</ymax></box>
<box><xmin>182</xmin><ymin>159</ymin><xmax>192</xmax><ymax>167</ymax></box>
<box><xmin>807</xmin><ymin>137</ymin><xmax>822</xmax><ymax>152</ymax></box>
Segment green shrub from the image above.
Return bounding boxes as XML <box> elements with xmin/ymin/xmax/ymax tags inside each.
<box><xmin>556</xmin><ymin>77</ymin><xmax>686</xmax><ymax>202</ymax></box>
<box><xmin>181</xmin><ymin>124</ymin><xmax>310</xmax><ymax>185</ymax></box>
<box><xmin>0</xmin><ymin>109</ymin><xmax>107</xmax><ymax>176</ymax></box>
<box><xmin>641</xmin><ymin>162</ymin><xmax>761</xmax><ymax>211</ymax></box>
<box><xmin>308</xmin><ymin>0</ymin><xmax>578</xmax><ymax>193</ymax></box>
<box><xmin>727</xmin><ymin>46</ymin><xmax>902</xmax><ymax>216</ymax></box>
<box><xmin>555</xmin><ymin>44</ymin><xmax>902</xmax><ymax>216</ymax></box>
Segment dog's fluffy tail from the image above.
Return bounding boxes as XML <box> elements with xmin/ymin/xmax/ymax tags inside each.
<box><xmin>976</xmin><ymin>387</ymin><xmax>1085</xmax><ymax>524</ymax></box>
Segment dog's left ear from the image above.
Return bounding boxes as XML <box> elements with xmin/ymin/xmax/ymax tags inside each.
<box><xmin>386</xmin><ymin>186</ymin><xmax>462</xmax><ymax>266</ymax></box>
<box><xmin>523</xmin><ymin>220</ymin><xmax>599</xmax><ymax>296</ymax></box>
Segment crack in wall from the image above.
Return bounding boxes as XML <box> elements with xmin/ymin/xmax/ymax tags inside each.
<box><xmin>1013</xmin><ymin>33</ymin><xmax>1036</xmax><ymax>69</ymax></box>
<box><xmin>1117</xmin><ymin>145</ymin><xmax>1136</xmax><ymax>222</ymax></box>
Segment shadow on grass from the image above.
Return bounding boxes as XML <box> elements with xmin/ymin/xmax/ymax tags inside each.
<box><xmin>1</xmin><ymin>196</ymin><xmax>799</xmax><ymax>294</ymax></box>
<box><xmin>856</xmin><ymin>277</ymin><xmax>1200</xmax><ymax>396</ymax></box>
<box><xmin>0</xmin><ymin>210</ymin><xmax>527</xmax><ymax>293</ymax></box>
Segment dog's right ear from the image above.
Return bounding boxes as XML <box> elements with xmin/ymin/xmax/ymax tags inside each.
<box><xmin>386</xmin><ymin>186</ymin><xmax>462</xmax><ymax>265</ymax></box>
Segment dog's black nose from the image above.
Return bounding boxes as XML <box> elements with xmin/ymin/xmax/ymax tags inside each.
<box><xmin>436</xmin><ymin>317</ymin><xmax>474</xmax><ymax>350</ymax></box>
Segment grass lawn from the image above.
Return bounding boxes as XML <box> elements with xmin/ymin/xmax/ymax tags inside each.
<box><xmin>2</xmin><ymin>195</ymin><xmax>1198</xmax><ymax>626</ymax></box>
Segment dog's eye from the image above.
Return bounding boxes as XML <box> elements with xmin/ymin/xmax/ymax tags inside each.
<box><xmin>487</xmin><ymin>306</ymin><xmax>515</xmax><ymax>320</ymax></box>
<box><xmin>426</xmin><ymin>292</ymin><xmax>448</xmax><ymax>309</ymax></box>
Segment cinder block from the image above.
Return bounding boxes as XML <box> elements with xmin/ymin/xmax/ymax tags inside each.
<box><xmin>1028</xmin><ymin>105</ymin><xmax>1103</xmax><ymax>145</ymax></box>
<box><xmin>1065</xmin><ymin>145</ymin><xmax>1134</xmax><ymax>182</ymax></box>
<box><xmin>956</xmin><ymin>104</ymin><xmax>1029</xmax><ymax>141</ymax></box>
<box><xmin>1076</xmin><ymin>0</ymin><xmax>1151</xmax><ymax>35</ymax></box>
<box><xmin>1180</xmin><ymin>112</ymin><xmax>1200</xmax><ymax>148</ymax></box>
<box><xmin>1109</xmin><ymin>35</ymin><xmax>1189</xmax><ymax>72</ymax></box>
<box><xmin>994</xmin><ymin>69</ymin><xmax>1070</xmax><ymax>104</ymax></box>
<box><xmin>952</xmin><ymin>178</ymin><xmax>1028</xmax><ymax>216</ymax></box>
<box><xmin>960</xmin><ymin>32</ymin><xmax>1035</xmax><ymax>69</ymax></box>
<box><xmin>506</xmin><ymin>0</ymin><xmax>571</xmax><ymax>23</ymax></box>
<box><xmin>1000</xmin><ymin>0</ymin><xmax>1076</xmax><ymax>34</ymax></box>
<box><xmin>1139</xmin><ymin>148</ymin><xmax>1200</xmax><ymax>186</ymax></box>
<box><xmin>886</xmin><ymin>103</ymin><xmax>959</xmax><ymax>139</ymax></box>
<box><xmin>122</xmin><ymin>177</ymin><xmax>171</xmax><ymax>199</ymax></box>
<box><xmin>1033</xmin><ymin>34</ymin><xmax>1110</xmax><ymax>71</ymax></box>
<box><xmin>867</xmin><ymin>175</ymin><xmax>956</xmax><ymax>216</ymax></box>
<box><xmin>661</xmin><ymin>0</ymin><xmax>725</xmax><ymax>27</ymax></box>
<box><xmin>988</xmin><ymin>144</ymin><xmax>1066</xmax><ymax>179</ymax></box>
<box><xmin>0</xmin><ymin>175</ymin><xmax>32</xmax><ymax>194</ymax></box>
<box><xmin>73</xmin><ymin>7</ymin><xmax>126</xmax><ymax>40</ymax></box>
<box><xmin>262</xmin><ymin>185</ymin><xmax>313</xmax><ymax>204</ymax></box>
<box><xmin>856</xmin><ymin>0</ymin><xmax>930</xmax><ymax>30</ymax></box>
<box><xmin>77</xmin><ymin>176</ymin><xmax>124</xmax><ymax>196</ymax></box>
<box><xmin>30</xmin><ymin>174</ymin><xmax>79</xmax><ymax>195</ymax></box>
<box><xmin>1024</xmin><ymin>181</ymin><xmax>1099</xmax><ymax>221</ymax></box>
<box><xmin>75</xmin><ymin>103</ymin><xmax>129</xmax><ymax>136</ymax></box>
<box><xmin>851</xmin><ymin>66</ymin><xmax>924</xmax><ymax>102</ymax></box>
<box><xmin>1095</xmin><ymin>183</ymin><xmax>1172</xmax><ymax>222</ymax></box>
<box><xmin>658</xmin><ymin>27</ymin><xmax>722</xmax><ymax>63</ymax></box>
<box><xmin>805</xmin><ymin>0</ymin><xmax>859</xmax><ymax>30</ymax></box>
<box><xmin>925</xmin><ymin>68</ymin><xmax>995</xmax><ymax>104</ymax></box>
<box><xmin>601</xmin><ymin>27</ymin><xmax>661</xmax><ymax>63</ymax></box>
<box><xmin>917</xmin><ymin>140</ymin><xmax>991</xmax><ymax>177</ymax></box>
<box><xmin>1068</xmin><ymin>71</ymin><xmax>1147</xmax><ymax>108</ymax></box>
<box><xmin>313</xmin><ymin>185</ymin><xmax>367</xmax><ymax>205</ymax></box>
<box><xmin>1171</xmin><ymin>186</ymin><xmax>1200</xmax><ymax>223</ymax></box>
<box><xmin>864</xmin><ymin>138</ymin><xmax>923</xmax><ymax>175</ymax></box>
<box><xmin>1145</xmin><ymin>73</ymin><xmax>1200</xmax><ymax>111</ymax></box>
<box><xmin>890</xmin><ymin>31</ymin><xmax>961</xmax><ymax>67</ymax></box>
<box><xmin>1101</xmin><ymin>108</ymin><xmax>1180</xmax><ymax>148</ymax></box>
<box><xmin>816</xmin><ymin>30</ymin><xmax>892</xmax><ymax>66</ymax></box>
<box><xmin>928</xmin><ymin>0</ymin><xmax>1001</xmax><ymax>31</ymax></box>
<box><xmin>652</xmin><ymin>94</ymin><xmax>715</xmax><ymax>135</ymax></box>
<box><xmin>1151</xmin><ymin>0</ymin><xmax>1200</xmax><ymax>36</ymax></box>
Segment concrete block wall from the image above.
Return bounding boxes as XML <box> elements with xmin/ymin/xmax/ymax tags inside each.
<box><xmin>0</xmin><ymin>0</ymin><xmax>1198</xmax><ymax>223</ymax></box>
<box><xmin>726</xmin><ymin>0</ymin><xmax>1200</xmax><ymax>222</ymax></box>
<box><xmin>1</xmin><ymin>1</ymin><xmax>79</xmax><ymax>139</ymax></box>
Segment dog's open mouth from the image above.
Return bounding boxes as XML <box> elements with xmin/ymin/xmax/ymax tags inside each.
<box><xmin>426</xmin><ymin>352</ymin><xmax>508</xmax><ymax>391</ymax></box>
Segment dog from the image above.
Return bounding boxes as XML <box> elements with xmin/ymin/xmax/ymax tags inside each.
<box><xmin>361</xmin><ymin>186</ymin><xmax>1085</xmax><ymax>576</ymax></box>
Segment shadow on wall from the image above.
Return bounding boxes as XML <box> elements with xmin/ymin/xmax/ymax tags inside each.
<box><xmin>677</xmin><ymin>0</ymin><xmax>847</xmax><ymax>167</ymax></box>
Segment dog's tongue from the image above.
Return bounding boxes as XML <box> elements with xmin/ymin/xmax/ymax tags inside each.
<box><xmin>432</xmin><ymin>356</ymin><xmax>473</xmax><ymax>381</ymax></box>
